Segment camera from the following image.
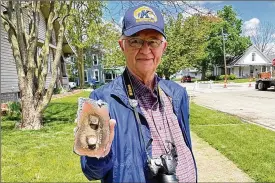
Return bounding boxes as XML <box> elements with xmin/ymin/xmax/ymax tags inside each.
<box><xmin>147</xmin><ymin>153</ymin><xmax>179</xmax><ymax>183</ymax></box>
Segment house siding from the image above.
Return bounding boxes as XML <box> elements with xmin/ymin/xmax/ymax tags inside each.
<box><xmin>45</xmin><ymin>49</ymin><xmax>54</xmax><ymax>89</ymax></box>
<box><xmin>1</xmin><ymin>26</ymin><xmax>20</xmax><ymax>94</ymax></box>
<box><xmin>38</xmin><ymin>10</ymin><xmax>46</xmax><ymax>41</ymax></box>
<box><xmin>1</xmin><ymin>92</ymin><xmax>19</xmax><ymax>103</ymax></box>
<box><xmin>241</xmin><ymin>49</ymin><xmax>268</xmax><ymax>65</ymax></box>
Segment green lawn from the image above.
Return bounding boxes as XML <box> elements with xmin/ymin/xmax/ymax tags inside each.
<box><xmin>1</xmin><ymin>91</ymin><xmax>94</xmax><ymax>182</ymax></box>
<box><xmin>1</xmin><ymin>91</ymin><xmax>274</xmax><ymax>182</ymax></box>
<box><xmin>213</xmin><ymin>78</ymin><xmax>252</xmax><ymax>83</ymax></box>
<box><xmin>190</xmin><ymin>103</ymin><xmax>275</xmax><ymax>182</ymax></box>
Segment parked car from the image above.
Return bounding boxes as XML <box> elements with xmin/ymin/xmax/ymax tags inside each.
<box><xmin>68</xmin><ymin>82</ymin><xmax>77</xmax><ymax>89</ymax></box>
<box><xmin>181</xmin><ymin>75</ymin><xmax>192</xmax><ymax>83</ymax></box>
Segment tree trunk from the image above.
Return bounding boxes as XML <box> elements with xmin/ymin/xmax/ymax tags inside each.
<box><xmin>18</xmin><ymin>90</ymin><xmax>43</xmax><ymax>130</ymax></box>
<box><xmin>200</xmin><ymin>60</ymin><xmax>208</xmax><ymax>80</ymax></box>
<box><xmin>201</xmin><ymin>67</ymin><xmax>206</xmax><ymax>80</ymax></box>
<box><xmin>77</xmin><ymin>47</ymin><xmax>84</xmax><ymax>88</ymax></box>
<box><xmin>20</xmin><ymin>106</ymin><xmax>43</xmax><ymax>130</ymax></box>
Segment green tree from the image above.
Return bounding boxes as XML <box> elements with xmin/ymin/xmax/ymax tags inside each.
<box><xmin>206</xmin><ymin>6</ymin><xmax>251</xmax><ymax>77</ymax></box>
<box><xmin>180</xmin><ymin>15</ymin><xmax>214</xmax><ymax>80</ymax></box>
<box><xmin>158</xmin><ymin>14</ymin><xmax>211</xmax><ymax>79</ymax></box>
<box><xmin>158</xmin><ymin>14</ymin><xmax>186</xmax><ymax>79</ymax></box>
<box><xmin>99</xmin><ymin>22</ymin><xmax>125</xmax><ymax>69</ymax></box>
<box><xmin>66</xmin><ymin>1</ymin><xmax>104</xmax><ymax>88</ymax></box>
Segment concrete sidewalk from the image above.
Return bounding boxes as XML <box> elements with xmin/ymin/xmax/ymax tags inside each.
<box><xmin>191</xmin><ymin>132</ymin><xmax>254</xmax><ymax>182</ymax></box>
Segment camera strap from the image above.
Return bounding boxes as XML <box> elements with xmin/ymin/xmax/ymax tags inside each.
<box><xmin>122</xmin><ymin>68</ymin><xmax>152</xmax><ymax>162</ymax></box>
<box><xmin>155</xmin><ymin>87</ymin><xmax>178</xmax><ymax>159</ymax></box>
<box><xmin>122</xmin><ymin>68</ymin><xmax>178</xmax><ymax>160</ymax></box>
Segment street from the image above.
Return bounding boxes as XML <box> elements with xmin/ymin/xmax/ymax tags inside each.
<box><xmin>178</xmin><ymin>81</ymin><xmax>275</xmax><ymax>131</ymax></box>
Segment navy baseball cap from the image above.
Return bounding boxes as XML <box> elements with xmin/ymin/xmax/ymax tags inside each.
<box><xmin>122</xmin><ymin>4</ymin><xmax>166</xmax><ymax>38</ymax></box>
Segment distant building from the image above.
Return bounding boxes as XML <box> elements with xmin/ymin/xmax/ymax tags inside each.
<box><xmin>68</xmin><ymin>46</ymin><xmax>124</xmax><ymax>86</ymax></box>
<box><xmin>172</xmin><ymin>68</ymin><xmax>202</xmax><ymax>80</ymax></box>
<box><xmin>213</xmin><ymin>45</ymin><xmax>275</xmax><ymax>78</ymax></box>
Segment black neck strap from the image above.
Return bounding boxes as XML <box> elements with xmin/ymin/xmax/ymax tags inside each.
<box><xmin>122</xmin><ymin>68</ymin><xmax>177</xmax><ymax>159</ymax></box>
<box><xmin>122</xmin><ymin>68</ymin><xmax>152</xmax><ymax>161</ymax></box>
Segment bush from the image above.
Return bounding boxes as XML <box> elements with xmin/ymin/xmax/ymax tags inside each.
<box><xmin>219</xmin><ymin>75</ymin><xmax>225</xmax><ymax>80</ymax></box>
<box><xmin>53</xmin><ymin>87</ymin><xmax>62</xmax><ymax>94</ymax></box>
<box><xmin>229</xmin><ymin>74</ymin><xmax>236</xmax><ymax>80</ymax></box>
<box><xmin>7</xmin><ymin>101</ymin><xmax>21</xmax><ymax>120</ymax></box>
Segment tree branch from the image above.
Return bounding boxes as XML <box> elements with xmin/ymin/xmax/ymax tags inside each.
<box><xmin>1</xmin><ymin>13</ymin><xmax>17</xmax><ymax>34</ymax></box>
<box><xmin>15</xmin><ymin>1</ymin><xmax>28</xmax><ymax>69</ymax></box>
<box><xmin>38</xmin><ymin>1</ymin><xmax>72</xmax><ymax>112</ymax></box>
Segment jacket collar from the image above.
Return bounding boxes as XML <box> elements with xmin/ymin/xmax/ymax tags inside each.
<box><xmin>111</xmin><ymin>76</ymin><xmax>183</xmax><ymax>115</ymax></box>
<box><xmin>111</xmin><ymin>76</ymin><xmax>142</xmax><ymax>113</ymax></box>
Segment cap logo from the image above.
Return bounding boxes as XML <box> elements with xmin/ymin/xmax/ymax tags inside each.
<box><xmin>133</xmin><ymin>6</ymin><xmax>157</xmax><ymax>23</ymax></box>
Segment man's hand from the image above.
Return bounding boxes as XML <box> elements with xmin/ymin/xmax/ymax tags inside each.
<box><xmin>74</xmin><ymin>100</ymin><xmax>116</xmax><ymax>158</ymax></box>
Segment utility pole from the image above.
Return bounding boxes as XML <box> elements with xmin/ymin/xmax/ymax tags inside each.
<box><xmin>222</xmin><ymin>27</ymin><xmax>227</xmax><ymax>88</ymax></box>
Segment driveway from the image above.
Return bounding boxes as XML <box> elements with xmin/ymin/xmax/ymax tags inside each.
<box><xmin>179</xmin><ymin>81</ymin><xmax>275</xmax><ymax>131</ymax></box>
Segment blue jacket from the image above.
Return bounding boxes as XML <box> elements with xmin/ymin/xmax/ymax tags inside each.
<box><xmin>81</xmin><ymin>76</ymin><xmax>197</xmax><ymax>182</ymax></box>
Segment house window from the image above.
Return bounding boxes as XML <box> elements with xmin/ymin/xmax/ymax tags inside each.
<box><xmin>84</xmin><ymin>70</ymin><xmax>88</xmax><ymax>82</ymax></box>
<box><xmin>262</xmin><ymin>66</ymin><xmax>266</xmax><ymax>72</ymax></box>
<box><xmin>252</xmin><ymin>53</ymin><xmax>256</xmax><ymax>61</ymax></box>
<box><xmin>105</xmin><ymin>73</ymin><xmax>112</xmax><ymax>80</ymax></box>
<box><xmin>94</xmin><ymin>70</ymin><xmax>99</xmax><ymax>81</ymax></box>
<box><xmin>93</xmin><ymin>54</ymin><xmax>98</xmax><ymax>66</ymax></box>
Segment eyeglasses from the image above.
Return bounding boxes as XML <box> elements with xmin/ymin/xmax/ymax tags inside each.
<box><xmin>123</xmin><ymin>37</ymin><xmax>163</xmax><ymax>49</ymax></box>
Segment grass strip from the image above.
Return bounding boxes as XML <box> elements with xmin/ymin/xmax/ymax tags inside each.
<box><xmin>190</xmin><ymin>103</ymin><xmax>275</xmax><ymax>182</ymax></box>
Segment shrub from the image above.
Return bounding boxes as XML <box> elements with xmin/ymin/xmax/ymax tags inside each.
<box><xmin>219</xmin><ymin>75</ymin><xmax>225</xmax><ymax>80</ymax></box>
<box><xmin>53</xmin><ymin>87</ymin><xmax>62</xmax><ymax>94</ymax></box>
<box><xmin>229</xmin><ymin>74</ymin><xmax>236</xmax><ymax>80</ymax></box>
<box><xmin>7</xmin><ymin>101</ymin><xmax>21</xmax><ymax>119</ymax></box>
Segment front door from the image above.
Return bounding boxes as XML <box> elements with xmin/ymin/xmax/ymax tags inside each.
<box><xmin>250</xmin><ymin>65</ymin><xmax>254</xmax><ymax>77</ymax></box>
<box><xmin>239</xmin><ymin>67</ymin><xmax>242</xmax><ymax>77</ymax></box>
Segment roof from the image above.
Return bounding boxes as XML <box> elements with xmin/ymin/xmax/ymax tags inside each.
<box><xmin>227</xmin><ymin>54</ymin><xmax>243</xmax><ymax>66</ymax></box>
<box><xmin>228</xmin><ymin>45</ymin><xmax>271</xmax><ymax>66</ymax></box>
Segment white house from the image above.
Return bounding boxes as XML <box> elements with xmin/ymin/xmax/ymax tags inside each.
<box><xmin>213</xmin><ymin>45</ymin><xmax>275</xmax><ymax>78</ymax></box>
<box><xmin>171</xmin><ymin>68</ymin><xmax>202</xmax><ymax>80</ymax></box>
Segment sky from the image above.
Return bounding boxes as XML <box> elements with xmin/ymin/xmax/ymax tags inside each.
<box><xmin>198</xmin><ymin>1</ymin><xmax>275</xmax><ymax>35</ymax></box>
<box><xmin>104</xmin><ymin>1</ymin><xmax>275</xmax><ymax>36</ymax></box>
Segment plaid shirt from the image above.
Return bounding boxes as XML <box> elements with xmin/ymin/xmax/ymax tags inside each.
<box><xmin>129</xmin><ymin>72</ymin><xmax>196</xmax><ymax>182</ymax></box>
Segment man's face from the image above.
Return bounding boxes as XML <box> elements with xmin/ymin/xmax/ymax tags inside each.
<box><xmin>119</xmin><ymin>29</ymin><xmax>167</xmax><ymax>78</ymax></box>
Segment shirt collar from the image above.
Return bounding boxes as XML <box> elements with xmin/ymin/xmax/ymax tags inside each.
<box><xmin>127</xmin><ymin>70</ymin><xmax>158</xmax><ymax>99</ymax></box>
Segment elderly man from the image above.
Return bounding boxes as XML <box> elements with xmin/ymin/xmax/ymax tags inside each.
<box><xmin>80</xmin><ymin>4</ymin><xmax>197</xmax><ymax>183</ymax></box>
